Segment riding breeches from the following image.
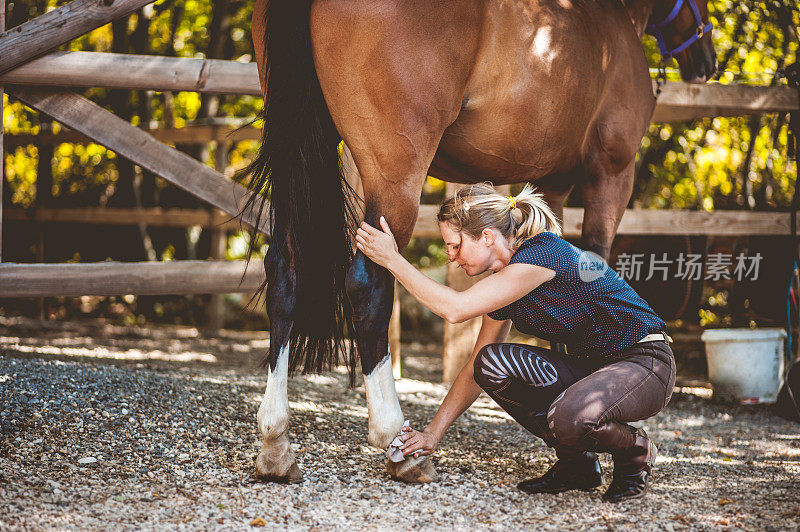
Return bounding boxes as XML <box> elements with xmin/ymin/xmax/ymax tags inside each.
<box><xmin>472</xmin><ymin>340</ymin><xmax>676</xmax><ymax>452</ymax></box>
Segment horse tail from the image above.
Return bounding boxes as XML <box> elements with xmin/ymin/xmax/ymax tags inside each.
<box><xmin>238</xmin><ymin>0</ymin><xmax>359</xmax><ymax>384</ymax></box>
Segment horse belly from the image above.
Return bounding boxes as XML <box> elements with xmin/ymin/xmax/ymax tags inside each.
<box><xmin>428</xmin><ymin>0</ymin><xmax>618</xmax><ymax>184</ymax></box>
<box><xmin>430</xmin><ymin>111</ymin><xmax>587</xmax><ymax>184</ymax></box>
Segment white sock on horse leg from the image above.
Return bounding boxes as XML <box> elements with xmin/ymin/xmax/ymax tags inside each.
<box><xmin>257</xmin><ymin>343</ymin><xmax>290</xmax><ymax>440</ymax></box>
<box><xmin>364</xmin><ymin>352</ymin><xmax>404</xmax><ymax>450</ymax></box>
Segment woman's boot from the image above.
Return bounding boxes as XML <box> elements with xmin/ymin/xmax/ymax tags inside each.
<box><xmin>517</xmin><ymin>446</ymin><xmax>603</xmax><ymax>494</ymax></box>
<box><xmin>603</xmin><ymin>427</ymin><xmax>657</xmax><ymax>502</ymax></box>
<box><xmin>580</xmin><ymin>421</ymin><xmax>657</xmax><ymax>502</ymax></box>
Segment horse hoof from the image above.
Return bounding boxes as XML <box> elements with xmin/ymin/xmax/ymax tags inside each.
<box><xmin>386</xmin><ymin>455</ymin><xmax>438</xmax><ymax>484</ymax></box>
<box><xmin>254</xmin><ymin>436</ymin><xmax>303</xmax><ymax>484</ymax></box>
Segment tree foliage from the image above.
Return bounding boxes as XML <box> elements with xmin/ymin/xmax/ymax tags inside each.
<box><xmin>4</xmin><ymin>0</ymin><xmax>263</xmax><ymax>258</ymax></box>
<box><xmin>632</xmin><ymin>0</ymin><xmax>799</xmax><ymax>211</ymax></box>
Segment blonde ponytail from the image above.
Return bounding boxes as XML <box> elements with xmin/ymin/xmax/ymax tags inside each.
<box><xmin>510</xmin><ymin>183</ymin><xmax>562</xmax><ymax>246</ymax></box>
<box><xmin>437</xmin><ymin>182</ymin><xmax>562</xmax><ymax>250</ymax></box>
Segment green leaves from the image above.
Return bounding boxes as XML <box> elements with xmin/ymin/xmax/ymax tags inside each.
<box><xmin>638</xmin><ymin>0</ymin><xmax>799</xmax><ymax>211</ymax></box>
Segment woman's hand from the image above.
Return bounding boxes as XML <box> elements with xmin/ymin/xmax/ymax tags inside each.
<box><xmin>399</xmin><ymin>424</ymin><xmax>439</xmax><ymax>458</ymax></box>
<box><xmin>355</xmin><ymin>216</ymin><xmax>400</xmax><ymax>269</ymax></box>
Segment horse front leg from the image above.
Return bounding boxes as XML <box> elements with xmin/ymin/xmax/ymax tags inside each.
<box><xmin>254</xmin><ymin>248</ymin><xmax>303</xmax><ymax>483</ymax></box>
<box><xmin>578</xmin><ymin>70</ymin><xmax>651</xmax><ymax>261</ymax></box>
<box><xmin>579</xmin><ymin>161</ymin><xmax>636</xmax><ymax>262</ymax></box>
<box><xmin>346</xmin><ymin>208</ymin><xmax>437</xmax><ymax>484</ymax></box>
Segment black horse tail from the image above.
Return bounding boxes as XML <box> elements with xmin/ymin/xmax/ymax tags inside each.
<box><xmin>238</xmin><ymin>0</ymin><xmax>359</xmax><ymax>385</ymax></box>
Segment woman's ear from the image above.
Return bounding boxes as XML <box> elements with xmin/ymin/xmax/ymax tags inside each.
<box><xmin>481</xmin><ymin>228</ymin><xmax>496</xmax><ymax>246</ymax></box>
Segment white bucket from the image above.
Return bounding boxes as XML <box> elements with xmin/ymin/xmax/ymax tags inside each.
<box><xmin>700</xmin><ymin>328</ymin><xmax>787</xmax><ymax>404</ymax></box>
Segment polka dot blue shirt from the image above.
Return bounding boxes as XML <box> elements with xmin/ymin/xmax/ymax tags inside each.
<box><xmin>487</xmin><ymin>231</ymin><xmax>667</xmax><ymax>359</ymax></box>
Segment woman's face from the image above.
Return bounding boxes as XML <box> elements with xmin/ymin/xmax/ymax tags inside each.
<box><xmin>439</xmin><ymin>221</ymin><xmax>495</xmax><ymax>276</ymax></box>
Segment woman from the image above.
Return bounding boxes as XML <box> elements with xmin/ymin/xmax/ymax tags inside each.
<box><xmin>355</xmin><ymin>183</ymin><xmax>676</xmax><ymax>502</ymax></box>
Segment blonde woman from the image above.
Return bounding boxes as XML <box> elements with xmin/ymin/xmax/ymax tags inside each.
<box><xmin>355</xmin><ymin>183</ymin><xmax>675</xmax><ymax>502</ymax></box>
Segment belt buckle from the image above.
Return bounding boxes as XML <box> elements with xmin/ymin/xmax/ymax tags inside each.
<box><xmin>638</xmin><ymin>332</ymin><xmax>673</xmax><ymax>344</ymax></box>
<box><xmin>638</xmin><ymin>333</ymin><xmax>661</xmax><ymax>343</ymax></box>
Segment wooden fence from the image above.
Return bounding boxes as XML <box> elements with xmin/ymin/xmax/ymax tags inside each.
<box><xmin>1</xmin><ymin>0</ymin><xmax>799</xmax><ymax>380</ymax></box>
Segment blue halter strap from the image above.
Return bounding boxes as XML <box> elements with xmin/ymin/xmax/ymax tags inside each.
<box><xmin>646</xmin><ymin>0</ymin><xmax>713</xmax><ymax>59</ymax></box>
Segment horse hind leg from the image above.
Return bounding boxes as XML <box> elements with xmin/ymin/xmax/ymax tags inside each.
<box><xmin>254</xmin><ymin>250</ymin><xmax>303</xmax><ymax>483</ymax></box>
<box><xmin>361</xmin><ymin>347</ymin><xmax>437</xmax><ymax>483</ymax></box>
<box><xmin>340</xmin><ymin>138</ymin><xmax>437</xmax><ymax>482</ymax></box>
<box><xmin>254</xmin><ymin>345</ymin><xmax>302</xmax><ymax>483</ymax></box>
<box><xmin>529</xmin><ymin>170</ymin><xmax>580</xmax><ymax>230</ymax></box>
<box><xmin>578</xmin><ymin>69</ymin><xmax>651</xmax><ymax>261</ymax></box>
<box><xmin>345</xmin><ymin>186</ymin><xmax>437</xmax><ymax>483</ymax></box>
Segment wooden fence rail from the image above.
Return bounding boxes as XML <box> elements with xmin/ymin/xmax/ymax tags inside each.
<box><xmin>5</xmin><ymin>207</ymin><xmax>249</xmax><ymax>230</ymax></box>
<box><xmin>4</xmin><ymin>124</ymin><xmax>261</xmax><ymax>148</ymax></box>
<box><xmin>1</xmin><ymin>52</ymin><xmax>261</xmax><ymax>95</ymax></box>
<box><xmin>0</xmin><ymin>260</ymin><xmax>265</xmax><ymax>298</ymax></box>
<box><xmin>5</xmin><ymin>205</ymin><xmax>800</xmax><ymax>237</ymax></box>
<box><xmin>2</xmin><ymin>52</ymin><xmax>798</xmax><ymax>120</ymax></box>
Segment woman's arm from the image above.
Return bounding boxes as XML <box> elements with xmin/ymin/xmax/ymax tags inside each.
<box><xmin>399</xmin><ymin>314</ymin><xmax>511</xmax><ymax>458</ymax></box>
<box><xmin>355</xmin><ymin>217</ymin><xmax>554</xmax><ymax>323</ymax></box>
<box><xmin>388</xmin><ymin>256</ymin><xmax>551</xmax><ymax>323</ymax></box>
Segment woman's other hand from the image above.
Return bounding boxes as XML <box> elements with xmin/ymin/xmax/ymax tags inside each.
<box><xmin>355</xmin><ymin>216</ymin><xmax>400</xmax><ymax>268</ymax></box>
<box><xmin>398</xmin><ymin>424</ymin><xmax>438</xmax><ymax>458</ymax></box>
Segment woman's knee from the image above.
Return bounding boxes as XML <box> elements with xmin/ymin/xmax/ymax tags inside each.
<box><xmin>473</xmin><ymin>343</ymin><xmax>506</xmax><ymax>390</ymax></box>
<box><xmin>626</xmin><ymin>355</ymin><xmax>676</xmax><ymax>417</ymax></box>
<box><xmin>546</xmin><ymin>391</ymin><xmax>599</xmax><ymax>447</ymax></box>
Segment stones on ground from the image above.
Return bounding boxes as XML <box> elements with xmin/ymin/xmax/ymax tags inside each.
<box><xmin>1</xmin><ymin>324</ymin><xmax>799</xmax><ymax>530</ymax></box>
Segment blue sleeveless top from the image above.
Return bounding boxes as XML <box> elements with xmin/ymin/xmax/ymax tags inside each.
<box><xmin>487</xmin><ymin>231</ymin><xmax>667</xmax><ymax>359</ymax></box>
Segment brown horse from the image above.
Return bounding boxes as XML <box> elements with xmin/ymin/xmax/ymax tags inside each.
<box><xmin>244</xmin><ymin>0</ymin><xmax>716</xmax><ymax>484</ymax></box>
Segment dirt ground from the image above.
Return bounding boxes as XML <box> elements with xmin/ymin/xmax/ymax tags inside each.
<box><xmin>1</xmin><ymin>317</ymin><xmax>799</xmax><ymax>531</ymax></box>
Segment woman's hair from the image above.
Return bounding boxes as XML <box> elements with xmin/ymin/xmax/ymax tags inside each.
<box><xmin>437</xmin><ymin>182</ymin><xmax>562</xmax><ymax>250</ymax></box>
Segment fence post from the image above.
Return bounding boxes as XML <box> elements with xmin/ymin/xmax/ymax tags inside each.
<box><xmin>36</xmin><ymin>121</ymin><xmax>55</xmax><ymax>320</ymax></box>
<box><xmin>207</xmin><ymin>140</ymin><xmax>230</xmax><ymax>330</ymax></box>
<box><xmin>443</xmin><ymin>261</ymin><xmax>486</xmax><ymax>382</ymax></box>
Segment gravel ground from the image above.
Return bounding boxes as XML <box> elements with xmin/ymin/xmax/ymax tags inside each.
<box><xmin>1</xmin><ymin>319</ymin><xmax>800</xmax><ymax>531</ymax></box>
